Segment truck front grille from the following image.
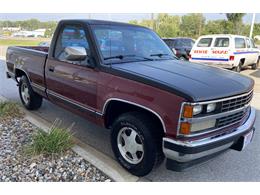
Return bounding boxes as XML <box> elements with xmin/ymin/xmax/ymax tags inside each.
<box><xmin>216</xmin><ymin>110</ymin><xmax>246</xmax><ymax>128</ymax></box>
<box><xmin>221</xmin><ymin>91</ymin><xmax>253</xmax><ymax>112</ymax></box>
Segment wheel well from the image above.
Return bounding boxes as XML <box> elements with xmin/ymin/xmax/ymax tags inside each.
<box><xmin>15</xmin><ymin>69</ymin><xmax>26</xmax><ymax>77</ymax></box>
<box><xmin>104</xmin><ymin>100</ymin><xmax>165</xmax><ymax>135</ymax></box>
<box><xmin>240</xmin><ymin>58</ymin><xmax>245</xmax><ymax>65</ymax></box>
<box><xmin>15</xmin><ymin>69</ymin><xmax>29</xmax><ymax>83</ymax></box>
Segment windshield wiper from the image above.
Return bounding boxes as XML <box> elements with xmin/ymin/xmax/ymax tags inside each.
<box><xmin>104</xmin><ymin>54</ymin><xmax>153</xmax><ymax>61</ymax></box>
<box><xmin>150</xmin><ymin>53</ymin><xmax>170</xmax><ymax>57</ymax></box>
<box><xmin>104</xmin><ymin>54</ymin><xmax>134</xmax><ymax>60</ymax></box>
<box><xmin>150</xmin><ymin>53</ymin><xmax>178</xmax><ymax>60</ymax></box>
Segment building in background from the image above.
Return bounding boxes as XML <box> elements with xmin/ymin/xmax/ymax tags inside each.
<box><xmin>12</xmin><ymin>28</ymin><xmax>46</xmax><ymax>37</ymax></box>
<box><xmin>2</xmin><ymin>27</ymin><xmax>21</xmax><ymax>32</ymax></box>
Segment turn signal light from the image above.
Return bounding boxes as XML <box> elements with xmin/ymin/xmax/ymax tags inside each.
<box><xmin>180</xmin><ymin>122</ymin><xmax>191</xmax><ymax>135</ymax></box>
<box><xmin>183</xmin><ymin>105</ymin><xmax>193</xmax><ymax>118</ymax></box>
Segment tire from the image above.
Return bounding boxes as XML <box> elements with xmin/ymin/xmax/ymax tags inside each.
<box><xmin>233</xmin><ymin>61</ymin><xmax>242</xmax><ymax>73</ymax></box>
<box><xmin>111</xmin><ymin>112</ymin><xmax>164</xmax><ymax>176</ymax></box>
<box><xmin>19</xmin><ymin>75</ymin><xmax>43</xmax><ymax>110</ymax></box>
<box><xmin>252</xmin><ymin>58</ymin><xmax>259</xmax><ymax>70</ymax></box>
<box><xmin>179</xmin><ymin>56</ymin><xmax>186</xmax><ymax>61</ymax></box>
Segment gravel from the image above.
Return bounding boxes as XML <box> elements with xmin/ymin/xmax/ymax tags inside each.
<box><xmin>0</xmin><ymin>117</ymin><xmax>112</xmax><ymax>182</ymax></box>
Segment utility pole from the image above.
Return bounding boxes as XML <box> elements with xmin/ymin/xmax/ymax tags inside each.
<box><xmin>249</xmin><ymin>13</ymin><xmax>256</xmax><ymax>39</ymax></box>
<box><xmin>151</xmin><ymin>13</ymin><xmax>154</xmax><ymax>30</ymax></box>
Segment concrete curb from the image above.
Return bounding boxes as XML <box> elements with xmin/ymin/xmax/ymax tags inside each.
<box><xmin>0</xmin><ymin>95</ymin><xmax>140</xmax><ymax>182</ymax></box>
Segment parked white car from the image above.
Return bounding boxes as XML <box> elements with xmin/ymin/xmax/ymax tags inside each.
<box><xmin>189</xmin><ymin>34</ymin><xmax>260</xmax><ymax>72</ymax></box>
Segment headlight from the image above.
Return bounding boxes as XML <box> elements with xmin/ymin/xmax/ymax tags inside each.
<box><xmin>183</xmin><ymin>104</ymin><xmax>203</xmax><ymax>118</ymax></box>
<box><xmin>193</xmin><ymin>105</ymin><xmax>203</xmax><ymax>115</ymax></box>
<box><xmin>207</xmin><ymin>103</ymin><xmax>216</xmax><ymax>113</ymax></box>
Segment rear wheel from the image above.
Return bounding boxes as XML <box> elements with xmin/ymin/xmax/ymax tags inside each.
<box><xmin>19</xmin><ymin>75</ymin><xmax>42</xmax><ymax>110</ymax></box>
<box><xmin>252</xmin><ymin>58</ymin><xmax>259</xmax><ymax>70</ymax></box>
<box><xmin>110</xmin><ymin>112</ymin><xmax>164</xmax><ymax>176</ymax></box>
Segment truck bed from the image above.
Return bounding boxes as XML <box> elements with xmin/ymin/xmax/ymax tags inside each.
<box><xmin>6</xmin><ymin>46</ymin><xmax>49</xmax><ymax>96</ymax></box>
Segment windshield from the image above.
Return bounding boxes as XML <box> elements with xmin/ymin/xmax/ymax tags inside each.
<box><xmin>91</xmin><ymin>25</ymin><xmax>175</xmax><ymax>63</ymax></box>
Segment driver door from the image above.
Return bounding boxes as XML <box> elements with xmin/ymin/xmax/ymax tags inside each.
<box><xmin>45</xmin><ymin>23</ymin><xmax>98</xmax><ymax>119</ymax></box>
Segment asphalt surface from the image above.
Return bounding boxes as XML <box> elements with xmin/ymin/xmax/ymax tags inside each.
<box><xmin>0</xmin><ymin>58</ymin><xmax>260</xmax><ymax>181</ymax></box>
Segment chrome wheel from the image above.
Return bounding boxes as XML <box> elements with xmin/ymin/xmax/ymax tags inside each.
<box><xmin>21</xmin><ymin>83</ymin><xmax>30</xmax><ymax>104</ymax></box>
<box><xmin>117</xmin><ymin>127</ymin><xmax>144</xmax><ymax>164</ymax></box>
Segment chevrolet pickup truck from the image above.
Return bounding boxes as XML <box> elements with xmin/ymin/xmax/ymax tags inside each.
<box><xmin>5</xmin><ymin>20</ymin><xmax>256</xmax><ymax>176</ymax></box>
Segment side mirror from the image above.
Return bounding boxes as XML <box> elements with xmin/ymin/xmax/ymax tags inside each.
<box><xmin>64</xmin><ymin>46</ymin><xmax>87</xmax><ymax>61</ymax></box>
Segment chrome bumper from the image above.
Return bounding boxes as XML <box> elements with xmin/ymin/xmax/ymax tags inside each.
<box><xmin>163</xmin><ymin>107</ymin><xmax>256</xmax><ymax>169</ymax></box>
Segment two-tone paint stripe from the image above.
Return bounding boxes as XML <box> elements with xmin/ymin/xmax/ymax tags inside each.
<box><xmin>191</xmin><ymin>57</ymin><xmax>229</xmax><ymax>61</ymax></box>
<box><xmin>233</xmin><ymin>51</ymin><xmax>259</xmax><ymax>55</ymax></box>
<box><xmin>46</xmin><ymin>89</ymin><xmax>103</xmax><ymax>116</ymax></box>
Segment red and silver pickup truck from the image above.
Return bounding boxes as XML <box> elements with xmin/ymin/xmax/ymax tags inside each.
<box><xmin>5</xmin><ymin>20</ymin><xmax>256</xmax><ymax>176</ymax></box>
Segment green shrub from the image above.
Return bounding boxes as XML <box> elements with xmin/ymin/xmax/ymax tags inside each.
<box><xmin>27</xmin><ymin>120</ymin><xmax>74</xmax><ymax>156</ymax></box>
<box><xmin>0</xmin><ymin>101</ymin><xmax>22</xmax><ymax>118</ymax></box>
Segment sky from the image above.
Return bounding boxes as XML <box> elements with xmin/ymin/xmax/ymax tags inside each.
<box><xmin>0</xmin><ymin>13</ymin><xmax>259</xmax><ymax>23</ymax></box>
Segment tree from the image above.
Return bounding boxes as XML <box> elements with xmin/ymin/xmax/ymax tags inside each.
<box><xmin>202</xmin><ymin>20</ymin><xmax>234</xmax><ymax>35</ymax></box>
<box><xmin>180</xmin><ymin>14</ymin><xmax>205</xmax><ymax>38</ymax></box>
<box><xmin>155</xmin><ymin>14</ymin><xmax>180</xmax><ymax>37</ymax></box>
<box><xmin>226</xmin><ymin>13</ymin><xmax>246</xmax><ymax>34</ymax></box>
<box><xmin>130</xmin><ymin>14</ymin><xmax>180</xmax><ymax>38</ymax></box>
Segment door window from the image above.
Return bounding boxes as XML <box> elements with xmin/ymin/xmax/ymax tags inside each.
<box><xmin>175</xmin><ymin>39</ymin><xmax>194</xmax><ymax>47</ymax></box>
<box><xmin>214</xmin><ymin>38</ymin><xmax>229</xmax><ymax>47</ymax></box>
<box><xmin>164</xmin><ymin>40</ymin><xmax>175</xmax><ymax>48</ymax></box>
<box><xmin>246</xmin><ymin>39</ymin><xmax>251</xmax><ymax>48</ymax></box>
<box><xmin>197</xmin><ymin>38</ymin><xmax>212</xmax><ymax>47</ymax></box>
<box><xmin>54</xmin><ymin>25</ymin><xmax>89</xmax><ymax>62</ymax></box>
<box><xmin>235</xmin><ymin>38</ymin><xmax>246</xmax><ymax>49</ymax></box>
<box><xmin>250</xmin><ymin>39</ymin><xmax>257</xmax><ymax>48</ymax></box>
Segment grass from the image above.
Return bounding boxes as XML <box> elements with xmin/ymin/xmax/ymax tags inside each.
<box><xmin>0</xmin><ymin>39</ymin><xmax>42</xmax><ymax>46</ymax></box>
<box><xmin>0</xmin><ymin>101</ymin><xmax>23</xmax><ymax>118</ymax></box>
<box><xmin>26</xmin><ymin>120</ymin><xmax>74</xmax><ymax>156</ymax></box>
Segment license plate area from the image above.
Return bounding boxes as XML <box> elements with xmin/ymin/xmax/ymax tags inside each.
<box><xmin>242</xmin><ymin>130</ymin><xmax>254</xmax><ymax>150</ymax></box>
<box><xmin>231</xmin><ymin>128</ymin><xmax>255</xmax><ymax>151</ymax></box>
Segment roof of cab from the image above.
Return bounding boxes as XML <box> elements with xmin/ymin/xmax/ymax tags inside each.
<box><xmin>198</xmin><ymin>34</ymin><xmax>249</xmax><ymax>39</ymax></box>
<box><xmin>162</xmin><ymin>37</ymin><xmax>195</xmax><ymax>41</ymax></box>
<box><xmin>59</xmin><ymin>19</ymin><xmax>148</xmax><ymax>28</ymax></box>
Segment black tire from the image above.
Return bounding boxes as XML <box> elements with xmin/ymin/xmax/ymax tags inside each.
<box><xmin>252</xmin><ymin>58</ymin><xmax>259</xmax><ymax>70</ymax></box>
<box><xmin>234</xmin><ymin>61</ymin><xmax>242</xmax><ymax>73</ymax></box>
<box><xmin>111</xmin><ymin>112</ymin><xmax>164</xmax><ymax>176</ymax></box>
<box><xmin>179</xmin><ymin>56</ymin><xmax>186</xmax><ymax>61</ymax></box>
<box><xmin>19</xmin><ymin>75</ymin><xmax>42</xmax><ymax>110</ymax></box>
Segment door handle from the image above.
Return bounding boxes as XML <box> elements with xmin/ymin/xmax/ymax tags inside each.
<box><xmin>49</xmin><ymin>66</ymin><xmax>55</xmax><ymax>72</ymax></box>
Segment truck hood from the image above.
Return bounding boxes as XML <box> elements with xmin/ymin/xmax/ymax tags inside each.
<box><xmin>111</xmin><ymin>60</ymin><xmax>254</xmax><ymax>102</ymax></box>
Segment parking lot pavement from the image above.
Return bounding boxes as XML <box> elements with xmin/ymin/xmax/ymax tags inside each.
<box><xmin>0</xmin><ymin>59</ymin><xmax>259</xmax><ymax>181</ymax></box>
<box><xmin>241</xmin><ymin>67</ymin><xmax>260</xmax><ymax>93</ymax></box>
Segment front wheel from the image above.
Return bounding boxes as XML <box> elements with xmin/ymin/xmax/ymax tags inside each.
<box><xmin>111</xmin><ymin>112</ymin><xmax>164</xmax><ymax>176</ymax></box>
<box><xmin>19</xmin><ymin>75</ymin><xmax>43</xmax><ymax>110</ymax></box>
<box><xmin>179</xmin><ymin>56</ymin><xmax>186</xmax><ymax>61</ymax></box>
<box><xmin>233</xmin><ymin>62</ymin><xmax>242</xmax><ymax>73</ymax></box>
